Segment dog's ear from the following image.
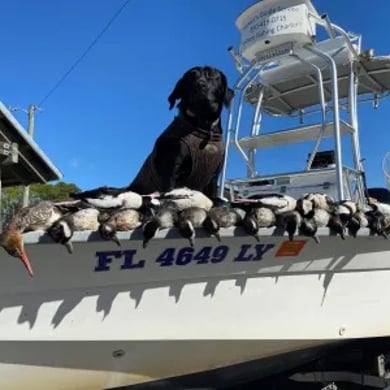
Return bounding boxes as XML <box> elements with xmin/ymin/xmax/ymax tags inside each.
<box><xmin>168</xmin><ymin>76</ymin><xmax>187</xmax><ymax>110</ymax></box>
<box><xmin>223</xmin><ymin>87</ymin><xmax>234</xmax><ymax>108</ymax></box>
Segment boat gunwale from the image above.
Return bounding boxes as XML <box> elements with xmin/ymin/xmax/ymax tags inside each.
<box><xmin>21</xmin><ymin>226</ymin><xmax>377</xmax><ymax>245</ymax></box>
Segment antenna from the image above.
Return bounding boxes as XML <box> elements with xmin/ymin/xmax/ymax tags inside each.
<box><xmin>227</xmin><ymin>46</ymin><xmax>245</xmax><ymax>74</ymax></box>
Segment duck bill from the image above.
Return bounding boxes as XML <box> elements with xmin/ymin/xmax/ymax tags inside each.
<box><xmin>19</xmin><ymin>252</ymin><xmax>34</xmax><ymax>277</ymax></box>
<box><xmin>112</xmin><ymin>235</ymin><xmax>121</xmax><ymax>247</ymax></box>
<box><xmin>64</xmin><ymin>241</ymin><xmax>74</xmax><ymax>254</ymax></box>
<box><xmin>312</xmin><ymin>235</ymin><xmax>320</xmax><ymax>244</ymax></box>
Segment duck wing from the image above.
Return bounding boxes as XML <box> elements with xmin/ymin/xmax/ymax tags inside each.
<box><xmin>161</xmin><ymin>189</ymin><xmax>213</xmax><ymax>211</ymax></box>
<box><xmin>161</xmin><ymin>187</ymin><xmax>193</xmax><ymax>199</ymax></box>
<box><xmin>11</xmin><ymin>201</ymin><xmax>62</xmax><ymax>231</ymax></box>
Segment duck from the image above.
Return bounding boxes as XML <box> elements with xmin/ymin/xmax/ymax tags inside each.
<box><xmin>304</xmin><ymin>192</ymin><xmax>335</xmax><ymax>211</ymax></box>
<box><xmin>177</xmin><ymin>206</ymin><xmax>208</xmax><ymax>247</ymax></box>
<box><xmin>296</xmin><ymin>192</ymin><xmax>335</xmax><ymax>217</ymax></box>
<box><xmin>367</xmin><ymin>201</ymin><xmax>390</xmax><ymax>237</ymax></box>
<box><xmin>298</xmin><ymin>217</ymin><xmax>320</xmax><ymax>243</ymax></box>
<box><xmin>47</xmin><ymin>207</ymin><xmax>100</xmax><ymax>253</ymax></box>
<box><xmin>242</xmin><ymin>206</ymin><xmax>276</xmax><ymax>242</ymax></box>
<box><xmin>295</xmin><ymin>198</ymin><xmax>314</xmax><ymax>218</ymax></box>
<box><xmin>348</xmin><ymin>210</ymin><xmax>369</xmax><ymax>238</ymax></box>
<box><xmin>343</xmin><ymin>199</ymin><xmax>390</xmax><ymax>238</ymax></box>
<box><xmin>142</xmin><ymin>200</ymin><xmax>179</xmax><ymax>248</ymax></box>
<box><xmin>0</xmin><ymin>201</ymin><xmax>79</xmax><ymax>277</ymax></box>
<box><xmin>369</xmin><ymin>201</ymin><xmax>390</xmax><ymax>218</ymax></box>
<box><xmin>248</xmin><ymin>194</ymin><xmax>296</xmax><ymax>215</ymax></box>
<box><xmin>202</xmin><ymin>205</ymin><xmax>245</xmax><ymax>242</ymax></box>
<box><xmin>277</xmin><ymin>210</ymin><xmax>303</xmax><ymax>241</ymax></box>
<box><xmin>160</xmin><ymin>187</ymin><xmax>213</xmax><ymax>211</ymax></box>
<box><xmin>335</xmin><ymin>200</ymin><xmax>358</xmax><ymax>228</ymax></box>
<box><xmin>99</xmin><ymin>208</ymin><xmax>144</xmax><ymax>246</ymax></box>
<box><xmin>364</xmin><ymin>208</ymin><xmax>389</xmax><ymax>238</ymax></box>
<box><xmin>70</xmin><ymin>186</ymin><xmax>160</xmax><ymax>210</ymax></box>
<box><xmin>325</xmin><ymin>211</ymin><xmax>346</xmax><ymax>240</ymax></box>
<box><xmin>299</xmin><ymin>208</ymin><xmax>345</xmax><ymax>243</ymax></box>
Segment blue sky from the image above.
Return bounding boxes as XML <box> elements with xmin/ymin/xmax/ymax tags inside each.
<box><xmin>1</xmin><ymin>0</ymin><xmax>390</xmax><ymax>191</ymax></box>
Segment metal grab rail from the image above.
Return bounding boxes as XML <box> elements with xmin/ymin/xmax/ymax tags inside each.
<box><xmin>306</xmin><ymin>45</ymin><xmax>344</xmax><ymax>201</ymax></box>
<box><xmin>218</xmin><ymin>62</ymin><xmax>259</xmax><ymax>198</ymax></box>
<box><xmin>291</xmin><ymin>53</ymin><xmax>328</xmax><ymax>171</ymax></box>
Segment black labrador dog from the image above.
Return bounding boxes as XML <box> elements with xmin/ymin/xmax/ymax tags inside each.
<box><xmin>128</xmin><ymin>65</ymin><xmax>234</xmax><ymax>198</ymax></box>
<box><xmin>71</xmin><ymin>66</ymin><xmax>233</xmax><ymax>201</ymax></box>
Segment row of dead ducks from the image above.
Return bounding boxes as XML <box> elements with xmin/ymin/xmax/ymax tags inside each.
<box><xmin>1</xmin><ymin>186</ymin><xmax>390</xmax><ymax>277</ymax></box>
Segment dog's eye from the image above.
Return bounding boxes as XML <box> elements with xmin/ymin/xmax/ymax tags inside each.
<box><xmin>205</xmin><ymin>70</ymin><xmax>213</xmax><ymax>78</ymax></box>
<box><xmin>204</xmin><ymin>69</ymin><xmax>219</xmax><ymax>80</ymax></box>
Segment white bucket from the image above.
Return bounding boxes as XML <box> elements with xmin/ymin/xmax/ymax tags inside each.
<box><xmin>235</xmin><ymin>0</ymin><xmax>319</xmax><ymax>61</ymax></box>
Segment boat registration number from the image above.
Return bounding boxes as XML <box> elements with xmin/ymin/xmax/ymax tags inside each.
<box><xmin>94</xmin><ymin>243</ymin><xmax>276</xmax><ymax>272</ymax></box>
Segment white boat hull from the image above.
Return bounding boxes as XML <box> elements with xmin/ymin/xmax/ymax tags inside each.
<box><xmin>0</xmin><ymin>227</ymin><xmax>390</xmax><ymax>388</ymax></box>
<box><xmin>0</xmin><ymin>340</ymin><xmax>333</xmax><ymax>389</ymax></box>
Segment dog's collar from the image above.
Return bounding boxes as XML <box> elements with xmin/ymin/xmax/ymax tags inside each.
<box><xmin>179</xmin><ymin>111</ymin><xmax>222</xmax><ymax>142</ymax></box>
<box><xmin>184</xmin><ymin>109</ymin><xmax>220</xmax><ymax>129</ymax></box>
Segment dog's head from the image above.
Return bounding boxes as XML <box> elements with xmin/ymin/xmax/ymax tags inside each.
<box><xmin>168</xmin><ymin>66</ymin><xmax>234</xmax><ymax>121</ymax></box>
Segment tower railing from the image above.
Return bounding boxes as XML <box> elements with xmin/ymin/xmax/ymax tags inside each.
<box><xmin>219</xmin><ymin>0</ymin><xmax>368</xmax><ymax>205</ymax></box>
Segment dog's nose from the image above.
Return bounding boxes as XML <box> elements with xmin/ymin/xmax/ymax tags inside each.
<box><xmin>197</xmin><ymin>77</ymin><xmax>208</xmax><ymax>89</ymax></box>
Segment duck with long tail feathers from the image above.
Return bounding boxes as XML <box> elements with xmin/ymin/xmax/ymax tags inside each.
<box><xmin>70</xmin><ymin>186</ymin><xmax>160</xmax><ymax>210</ymax></box>
<box><xmin>70</xmin><ymin>185</ymin><xmax>127</xmax><ymax>198</ymax></box>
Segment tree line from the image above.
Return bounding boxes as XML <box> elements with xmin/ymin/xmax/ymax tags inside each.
<box><xmin>2</xmin><ymin>181</ymin><xmax>80</xmax><ymax>226</ymax></box>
